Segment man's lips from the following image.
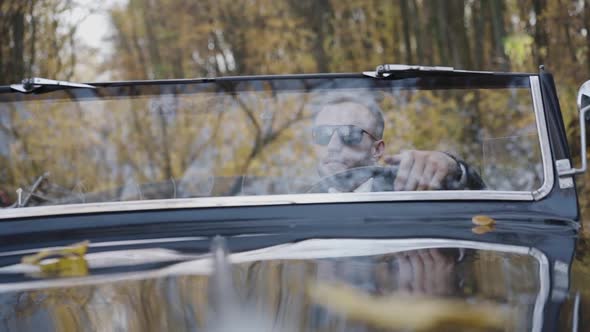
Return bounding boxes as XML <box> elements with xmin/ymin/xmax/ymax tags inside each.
<box><xmin>323</xmin><ymin>159</ymin><xmax>344</xmax><ymax>165</ymax></box>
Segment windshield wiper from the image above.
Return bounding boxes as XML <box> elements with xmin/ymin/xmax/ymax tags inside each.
<box><xmin>364</xmin><ymin>64</ymin><xmax>455</xmax><ymax>78</ymax></box>
<box><xmin>362</xmin><ymin>64</ymin><xmax>455</xmax><ymax>78</ymax></box>
<box><xmin>361</xmin><ymin>64</ymin><xmax>506</xmax><ymax>79</ymax></box>
<box><xmin>10</xmin><ymin>77</ymin><xmax>96</xmax><ymax>94</ymax></box>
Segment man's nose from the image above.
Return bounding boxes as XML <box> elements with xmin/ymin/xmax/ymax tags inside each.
<box><xmin>326</xmin><ymin>132</ymin><xmax>343</xmax><ymax>151</ymax></box>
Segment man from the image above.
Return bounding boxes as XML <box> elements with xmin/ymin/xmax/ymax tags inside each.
<box><xmin>311</xmin><ymin>94</ymin><xmax>484</xmax><ymax>192</ymax></box>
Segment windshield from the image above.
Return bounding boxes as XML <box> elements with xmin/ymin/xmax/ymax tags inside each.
<box><xmin>0</xmin><ymin>74</ymin><xmax>544</xmax><ymax>208</ymax></box>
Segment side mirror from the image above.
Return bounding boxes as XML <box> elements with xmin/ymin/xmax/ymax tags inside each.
<box><xmin>558</xmin><ymin>80</ymin><xmax>590</xmax><ymax>177</ymax></box>
<box><xmin>578</xmin><ymin>80</ymin><xmax>590</xmax><ymax>117</ymax></box>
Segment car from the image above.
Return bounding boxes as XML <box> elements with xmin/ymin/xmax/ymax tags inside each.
<box><xmin>0</xmin><ymin>65</ymin><xmax>588</xmax><ymax>331</ymax></box>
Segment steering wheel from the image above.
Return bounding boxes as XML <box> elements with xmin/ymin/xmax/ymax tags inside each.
<box><xmin>306</xmin><ymin>165</ymin><xmax>398</xmax><ymax>193</ymax></box>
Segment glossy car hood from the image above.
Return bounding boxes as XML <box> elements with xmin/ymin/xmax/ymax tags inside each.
<box><xmin>0</xmin><ymin>238</ymin><xmax>551</xmax><ymax>331</ymax></box>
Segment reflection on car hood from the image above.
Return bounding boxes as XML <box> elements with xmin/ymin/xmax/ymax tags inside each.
<box><xmin>0</xmin><ymin>238</ymin><xmax>549</xmax><ymax>331</ymax></box>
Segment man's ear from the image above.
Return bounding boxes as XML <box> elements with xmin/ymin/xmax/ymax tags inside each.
<box><xmin>372</xmin><ymin>140</ymin><xmax>385</xmax><ymax>160</ymax></box>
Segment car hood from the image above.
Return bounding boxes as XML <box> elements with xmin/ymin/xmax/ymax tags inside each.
<box><xmin>0</xmin><ymin>209</ymin><xmax>586</xmax><ymax>331</ymax></box>
<box><xmin>0</xmin><ymin>236</ymin><xmax>574</xmax><ymax>332</ymax></box>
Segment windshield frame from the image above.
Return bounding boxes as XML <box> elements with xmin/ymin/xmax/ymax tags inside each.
<box><xmin>0</xmin><ymin>74</ymin><xmax>554</xmax><ymax>220</ymax></box>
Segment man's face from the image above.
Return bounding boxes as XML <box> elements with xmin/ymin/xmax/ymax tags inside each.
<box><xmin>313</xmin><ymin>102</ymin><xmax>381</xmax><ymax>177</ymax></box>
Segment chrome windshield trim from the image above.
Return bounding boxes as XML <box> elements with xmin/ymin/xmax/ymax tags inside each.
<box><xmin>0</xmin><ymin>239</ymin><xmax>550</xmax><ymax>331</ymax></box>
<box><xmin>530</xmin><ymin>76</ymin><xmax>555</xmax><ymax>200</ymax></box>
<box><xmin>0</xmin><ymin>190</ymin><xmax>534</xmax><ymax>220</ymax></box>
<box><xmin>0</xmin><ymin>237</ymin><xmax>208</xmax><ymax>258</ymax></box>
<box><xmin>529</xmin><ymin>246</ymin><xmax>551</xmax><ymax>332</ymax></box>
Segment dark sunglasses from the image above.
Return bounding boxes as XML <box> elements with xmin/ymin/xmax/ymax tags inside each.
<box><xmin>312</xmin><ymin>125</ymin><xmax>378</xmax><ymax>146</ymax></box>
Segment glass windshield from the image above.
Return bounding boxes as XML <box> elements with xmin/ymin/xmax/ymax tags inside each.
<box><xmin>0</xmin><ymin>75</ymin><xmax>543</xmax><ymax>208</ymax></box>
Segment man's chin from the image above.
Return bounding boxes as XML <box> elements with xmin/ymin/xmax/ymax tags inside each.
<box><xmin>318</xmin><ymin>162</ymin><xmax>347</xmax><ymax>177</ymax></box>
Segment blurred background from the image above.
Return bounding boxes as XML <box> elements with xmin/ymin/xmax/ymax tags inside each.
<box><xmin>1</xmin><ymin>0</ymin><xmax>589</xmax><ymax>224</ymax></box>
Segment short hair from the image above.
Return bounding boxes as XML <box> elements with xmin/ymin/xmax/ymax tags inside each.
<box><xmin>313</xmin><ymin>92</ymin><xmax>385</xmax><ymax>139</ymax></box>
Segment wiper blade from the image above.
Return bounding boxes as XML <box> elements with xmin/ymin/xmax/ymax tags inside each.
<box><xmin>363</xmin><ymin>64</ymin><xmax>455</xmax><ymax>78</ymax></box>
<box><xmin>10</xmin><ymin>77</ymin><xmax>96</xmax><ymax>94</ymax></box>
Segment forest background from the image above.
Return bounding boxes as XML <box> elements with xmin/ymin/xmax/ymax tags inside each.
<box><xmin>1</xmin><ymin>0</ymin><xmax>590</xmax><ymax>224</ymax></box>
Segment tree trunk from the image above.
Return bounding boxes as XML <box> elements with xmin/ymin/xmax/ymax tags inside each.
<box><xmin>11</xmin><ymin>10</ymin><xmax>25</xmax><ymax>82</ymax></box>
<box><xmin>430</xmin><ymin>0</ymin><xmax>449</xmax><ymax>65</ymax></box>
<box><xmin>489</xmin><ymin>0</ymin><xmax>509</xmax><ymax>70</ymax></box>
<box><xmin>420</xmin><ymin>2</ymin><xmax>435</xmax><ymax>64</ymax></box>
<box><xmin>393</xmin><ymin>9</ymin><xmax>402</xmax><ymax>62</ymax></box>
<box><xmin>129</xmin><ymin>16</ymin><xmax>150</xmax><ymax>79</ymax></box>
<box><xmin>556</xmin><ymin>0</ymin><xmax>577</xmax><ymax>63</ymax></box>
<box><xmin>471</xmin><ymin>1</ymin><xmax>485</xmax><ymax>69</ymax></box>
<box><xmin>27</xmin><ymin>0</ymin><xmax>36</xmax><ymax>77</ymax></box>
<box><xmin>409</xmin><ymin>0</ymin><xmax>424</xmax><ymax>64</ymax></box>
<box><xmin>286</xmin><ymin>0</ymin><xmax>333</xmax><ymax>72</ymax></box>
<box><xmin>400</xmin><ymin>0</ymin><xmax>413</xmax><ymax>63</ymax></box>
<box><xmin>143</xmin><ymin>0</ymin><xmax>163</xmax><ymax>78</ymax></box>
<box><xmin>532</xmin><ymin>0</ymin><xmax>548</xmax><ymax>66</ymax></box>
<box><xmin>447</xmin><ymin>0</ymin><xmax>472</xmax><ymax>69</ymax></box>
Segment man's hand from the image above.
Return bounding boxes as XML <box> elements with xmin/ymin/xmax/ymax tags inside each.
<box><xmin>394</xmin><ymin>249</ymin><xmax>456</xmax><ymax>295</ymax></box>
<box><xmin>384</xmin><ymin>150</ymin><xmax>459</xmax><ymax>191</ymax></box>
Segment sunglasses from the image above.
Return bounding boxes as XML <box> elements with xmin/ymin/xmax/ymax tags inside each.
<box><xmin>312</xmin><ymin>125</ymin><xmax>378</xmax><ymax>146</ymax></box>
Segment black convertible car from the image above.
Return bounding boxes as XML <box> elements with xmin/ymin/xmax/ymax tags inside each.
<box><xmin>0</xmin><ymin>65</ymin><xmax>588</xmax><ymax>331</ymax></box>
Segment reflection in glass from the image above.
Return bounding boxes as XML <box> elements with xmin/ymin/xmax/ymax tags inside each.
<box><xmin>0</xmin><ymin>247</ymin><xmax>540</xmax><ymax>331</ymax></box>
